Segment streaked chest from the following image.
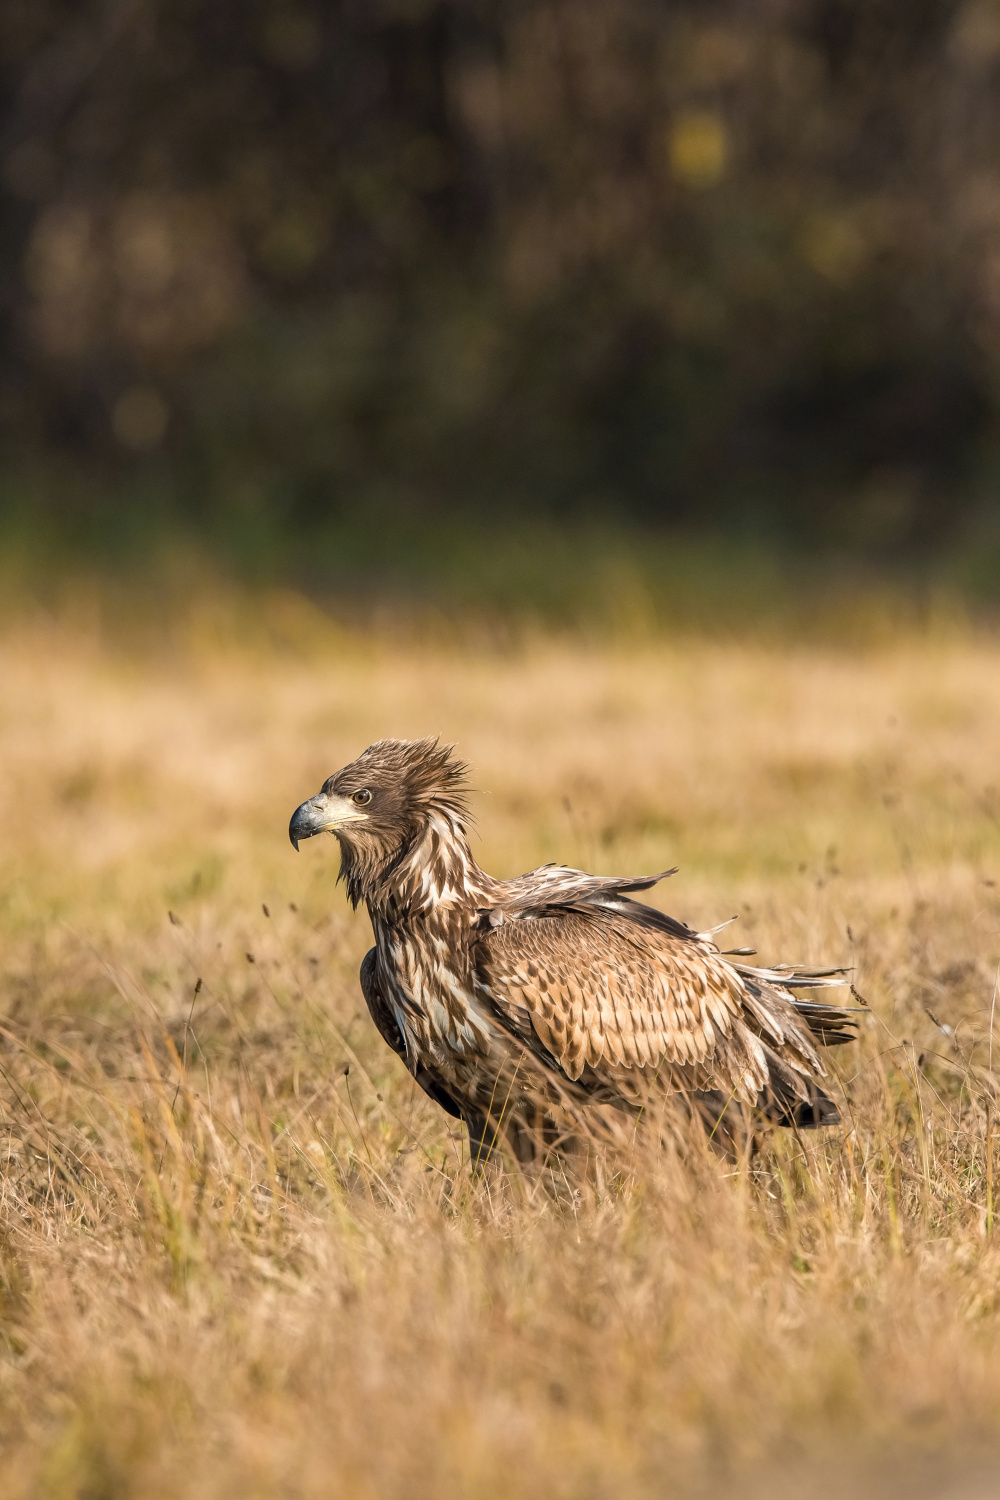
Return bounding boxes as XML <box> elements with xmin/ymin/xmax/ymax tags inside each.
<box><xmin>373</xmin><ymin>917</ymin><xmax>492</xmax><ymax>1065</ymax></box>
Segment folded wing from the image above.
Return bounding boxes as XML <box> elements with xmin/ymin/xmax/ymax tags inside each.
<box><xmin>471</xmin><ymin>892</ymin><xmax>856</xmax><ymax>1113</ymax></box>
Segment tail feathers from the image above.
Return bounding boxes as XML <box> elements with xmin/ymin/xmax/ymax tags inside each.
<box><xmin>734</xmin><ymin>960</ymin><xmax>864</xmax><ymax>1048</ymax></box>
<box><xmin>791</xmin><ymin>1002</ymin><xmax>860</xmax><ymax>1046</ymax></box>
<box><xmin>735</xmin><ymin>960</ymin><xmax>853</xmax><ymax>989</ymax></box>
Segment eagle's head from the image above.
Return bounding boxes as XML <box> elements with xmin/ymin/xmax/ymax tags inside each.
<box><xmin>289</xmin><ymin>737</ymin><xmax>469</xmax><ymax>905</ymax></box>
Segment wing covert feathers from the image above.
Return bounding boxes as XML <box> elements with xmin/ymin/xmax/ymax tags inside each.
<box><xmin>473</xmin><ymin>901</ymin><xmax>854</xmax><ymax>1108</ymax></box>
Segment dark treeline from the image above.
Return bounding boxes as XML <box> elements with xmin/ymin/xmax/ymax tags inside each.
<box><xmin>3</xmin><ymin>0</ymin><xmax>1000</xmax><ymax>565</ymax></box>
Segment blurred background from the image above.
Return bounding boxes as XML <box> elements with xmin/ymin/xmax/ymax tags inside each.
<box><xmin>4</xmin><ymin>0</ymin><xmax>1000</xmax><ymax>617</ymax></box>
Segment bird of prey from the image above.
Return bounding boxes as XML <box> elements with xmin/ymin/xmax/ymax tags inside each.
<box><xmin>289</xmin><ymin>738</ymin><xmax>857</xmax><ymax>1163</ymax></box>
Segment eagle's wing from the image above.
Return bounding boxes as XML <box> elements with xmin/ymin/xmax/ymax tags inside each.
<box><xmin>471</xmin><ymin>904</ymin><xmax>844</xmax><ymax>1108</ymax></box>
<box><xmin>501</xmin><ymin>865</ymin><xmax>686</xmax><ymax>930</ymax></box>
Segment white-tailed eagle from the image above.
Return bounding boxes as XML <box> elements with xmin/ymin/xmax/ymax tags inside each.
<box><xmin>290</xmin><ymin>739</ymin><xmax>856</xmax><ymax>1162</ymax></box>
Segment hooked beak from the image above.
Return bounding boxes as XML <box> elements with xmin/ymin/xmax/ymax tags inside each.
<box><xmin>288</xmin><ymin>792</ymin><xmax>368</xmax><ymax>850</ymax></box>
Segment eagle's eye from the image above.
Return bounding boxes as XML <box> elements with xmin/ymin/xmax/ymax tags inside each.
<box><xmin>352</xmin><ymin>788</ymin><xmax>372</xmax><ymax>805</ymax></box>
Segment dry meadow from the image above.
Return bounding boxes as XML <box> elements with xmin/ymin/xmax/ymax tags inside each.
<box><xmin>2</xmin><ymin>593</ymin><xmax>1000</xmax><ymax>1498</ymax></box>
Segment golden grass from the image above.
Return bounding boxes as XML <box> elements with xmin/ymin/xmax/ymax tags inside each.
<box><xmin>2</xmin><ymin>597</ymin><xmax>1000</xmax><ymax>1497</ymax></box>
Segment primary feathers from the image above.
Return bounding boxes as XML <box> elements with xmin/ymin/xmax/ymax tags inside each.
<box><xmin>289</xmin><ymin>738</ymin><xmax>857</xmax><ymax>1162</ymax></box>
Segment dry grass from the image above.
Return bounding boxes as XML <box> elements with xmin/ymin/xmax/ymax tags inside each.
<box><xmin>2</xmin><ymin>595</ymin><xmax>1000</xmax><ymax>1498</ymax></box>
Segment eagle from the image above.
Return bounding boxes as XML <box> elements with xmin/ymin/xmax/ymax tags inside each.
<box><xmin>289</xmin><ymin>738</ymin><xmax>857</xmax><ymax>1163</ymax></box>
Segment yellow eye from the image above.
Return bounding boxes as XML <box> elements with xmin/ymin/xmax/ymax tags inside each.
<box><xmin>352</xmin><ymin>789</ymin><xmax>372</xmax><ymax>805</ymax></box>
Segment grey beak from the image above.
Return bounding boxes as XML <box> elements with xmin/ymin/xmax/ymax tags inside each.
<box><xmin>289</xmin><ymin>797</ymin><xmax>324</xmax><ymax>851</ymax></box>
<box><xmin>289</xmin><ymin>789</ymin><xmax>367</xmax><ymax>850</ymax></box>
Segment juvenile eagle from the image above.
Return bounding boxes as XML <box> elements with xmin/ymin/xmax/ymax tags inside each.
<box><xmin>289</xmin><ymin>738</ymin><xmax>856</xmax><ymax>1161</ymax></box>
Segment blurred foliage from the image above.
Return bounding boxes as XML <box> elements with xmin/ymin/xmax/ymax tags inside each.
<box><xmin>4</xmin><ymin>0</ymin><xmax>1000</xmax><ymax>572</ymax></box>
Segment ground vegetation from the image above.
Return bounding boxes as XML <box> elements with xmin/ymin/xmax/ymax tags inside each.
<box><xmin>1</xmin><ymin>602</ymin><xmax>998</xmax><ymax>1495</ymax></box>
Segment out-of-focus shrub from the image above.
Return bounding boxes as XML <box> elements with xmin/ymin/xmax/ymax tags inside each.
<box><xmin>2</xmin><ymin>1</ymin><xmax>999</xmax><ymax>562</ymax></box>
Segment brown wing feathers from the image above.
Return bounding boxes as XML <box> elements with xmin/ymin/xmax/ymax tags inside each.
<box><xmin>477</xmin><ymin>910</ymin><xmax>736</xmax><ymax>1076</ymax></box>
<box><xmin>474</xmin><ymin>902</ymin><xmax>847</xmax><ymax>1111</ymax></box>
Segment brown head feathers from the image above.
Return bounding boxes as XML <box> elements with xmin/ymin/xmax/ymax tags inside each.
<box><xmin>322</xmin><ymin>738</ymin><xmax>475</xmax><ymax>909</ymax></box>
<box><xmin>328</xmin><ymin>737</ymin><xmax>469</xmax><ymax>819</ymax></box>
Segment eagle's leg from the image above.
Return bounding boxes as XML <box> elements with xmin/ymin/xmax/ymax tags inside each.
<box><xmin>465</xmin><ymin>1109</ymin><xmax>501</xmax><ymax>1170</ymax></box>
<box><xmin>664</xmin><ymin>1089</ymin><xmax>749</xmax><ymax>1160</ymax></box>
<box><xmin>500</xmin><ymin>1110</ymin><xmax>546</xmax><ymax>1165</ymax></box>
<box><xmin>467</xmin><ymin>1103</ymin><xmax>588</xmax><ymax>1170</ymax></box>
<box><xmin>464</xmin><ymin>1108</ymin><xmax>548</xmax><ymax>1169</ymax></box>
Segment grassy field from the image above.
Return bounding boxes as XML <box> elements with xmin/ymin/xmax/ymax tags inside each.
<box><xmin>2</xmin><ymin>593</ymin><xmax>1000</xmax><ymax>1498</ymax></box>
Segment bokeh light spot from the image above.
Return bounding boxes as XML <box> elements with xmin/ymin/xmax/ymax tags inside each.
<box><xmin>668</xmin><ymin>111</ymin><xmax>728</xmax><ymax>188</ymax></box>
<box><xmin>800</xmin><ymin>212</ymin><xmax>866</xmax><ymax>284</ymax></box>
